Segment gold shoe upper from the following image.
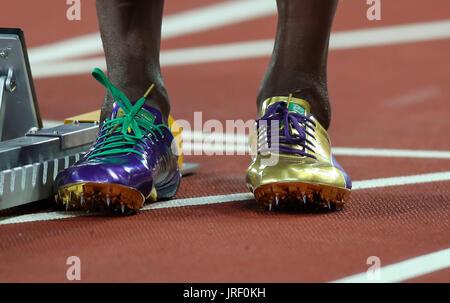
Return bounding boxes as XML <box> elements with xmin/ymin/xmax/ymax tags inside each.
<box><xmin>246</xmin><ymin>96</ymin><xmax>350</xmax><ymax>192</ymax></box>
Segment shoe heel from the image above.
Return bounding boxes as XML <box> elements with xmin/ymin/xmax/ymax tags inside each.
<box><xmin>155</xmin><ymin>170</ymin><xmax>182</xmax><ymax>199</ymax></box>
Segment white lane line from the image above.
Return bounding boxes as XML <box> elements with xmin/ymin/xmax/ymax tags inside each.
<box><xmin>181</xmin><ymin>143</ymin><xmax>450</xmax><ymax>159</ymax></box>
<box><xmin>143</xmin><ymin>192</ymin><xmax>253</xmax><ymax>211</ymax></box>
<box><xmin>1</xmin><ymin>171</ymin><xmax>450</xmax><ymax>225</ymax></box>
<box><xmin>330</xmin><ymin>19</ymin><xmax>450</xmax><ymax>50</ymax></box>
<box><xmin>161</xmin><ymin>0</ymin><xmax>276</xmax><ymax>42</ymax></box>
<box><xmin>31</xmin><ymin>20</ymin><xmax>450</xmax><ymax>78</ymax></box>
<box><xmin>31</xmin><ymin>57</ymin><xmax>106</xmax><ymax>79</ymax></box>
<box><xmin>352</xmin><ymin>171</ymin><xmax>450</xmax><ymax>189</ymax></box>
<box><xmin>30</xmin><ymin>39</ymin><xmax>275</xmax><ymax>78</ymax></box>
<box><xmin>332</xmin><ymin>147</ymin><xmax>450</xmax><ymax>159</ymax></box>
<box><xmin>40</xmin><ymin>122</ymin><xmax>450</xmax><ymax>159</ymax></box>
<box><xmin>384</xmin><ymin>87</ymin><xmax>441</xmax><ymax>107</ymax></box>
<box><xmin>332</xmin><ymin>248</ymin><xmax>450</xmax><ymax>283</ymax></box>
<box><xmin>28</xmin><ymin>0</ymin><xmax>276</xmax><ymax>64</ymax></box>
<box><xmin>164</xmin><ymin>19</ymin><xmax>450</xmax><ymax>62</ymax></box>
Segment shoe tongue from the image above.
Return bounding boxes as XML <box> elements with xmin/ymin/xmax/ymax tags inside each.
<box><xmin>110</xmin><ymin>101</ymin><xmax>163</xmax><ymax>124</ymax></box>
<box><xmin>287</xmin><ymin>100</ymin><xmax>308</xmax><ymax>116</ymax></box>
<box><xmin>261</xmin><ymin>96</ymin><xmax>311</xmax><ymax>117</ymax></box>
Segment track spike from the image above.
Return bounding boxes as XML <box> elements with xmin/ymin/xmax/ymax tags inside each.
<box><xmin>106</xmin><ymin>196</ymin><xmax>111</xmax><ymax>207</ymax></box>
<box><xmin>80</xmin><ymin>193</ymin><xmax>85</xmax><ymax>206</ymax></box>
<box><xmin>268</xmin><ymin>203</ymin><xmax>273</xmax><ymax>211</ymax></box>
<box><xmin>327</xmin><ymin>201</ymin><xmax>331</xmax><ymax>209</ymax></box>
<box><xmin>302</xmin><ymin>195</ymin><xmax>307</xmax><ymax>204</ymax></box>
<box><xmin>121</xmin><ymin>204</ymin><xmax>125</xmax><ymax>214</ymax></box>
<box><xmin>275</xmin><ymin>195</ymin><xmax>279</xmax><ymax>206</ymax></box>
<box><xmin>65</xmin><ymin>202</ymin><xmax>70</xmax><ymax>211</ymax></box>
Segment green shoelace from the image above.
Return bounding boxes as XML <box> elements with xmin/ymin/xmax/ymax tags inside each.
<box><xmin>88</xmin><ymin>68</ymin><xmax>170</xmax><ymax>160</ymax></box>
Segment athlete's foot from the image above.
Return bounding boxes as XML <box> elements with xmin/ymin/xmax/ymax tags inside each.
<box><xmin>246</xmin><ymin>95</ymin><xmax>351</xmax><ymax>211</ymax></box>
<box><xmin>54</xmin><ymin>68</ymin><xmax>181</xmax><ymax>215</ymax></box>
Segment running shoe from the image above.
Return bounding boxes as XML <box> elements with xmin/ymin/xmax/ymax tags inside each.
<box><xmin>246</xmin><ymin>95</ymin><xmax>351</xmax><ymax>211</ymax></box>
<box><xmin>54</xmin><ymin>68</ymin><xmax>181</xmax><ymax>214</ymax></box>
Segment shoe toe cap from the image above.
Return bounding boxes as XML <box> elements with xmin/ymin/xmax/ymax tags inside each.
<box><xmin>55</xmin><ymin>159</ymin><xmax>153</xmax><ymax>195</ymax></box>
<box><xmin>247</xmin><ymin>156</ymin><xmax>350</xmax><ymax>191</ymax></box>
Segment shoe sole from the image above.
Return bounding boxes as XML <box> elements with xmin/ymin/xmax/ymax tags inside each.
<box><xmin>253</xmin><ymin>181</ymin><xmax>351</xmax><ymax>211</ymax></box>
<box><xmin>55</xmin><ymin>182</ymin><xmax>154</xmax><ymax>215</ymax></box>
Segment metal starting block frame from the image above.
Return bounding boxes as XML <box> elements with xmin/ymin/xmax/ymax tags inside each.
<box><xmin>0</xmin><ymin>28</ymin><xmax>41</xmax><ymax>141</ymax></box>
<box><xmin>0</xmin><ymin>28</ymin><xmax>198</xmax><ymax>211</ymax></box>
<box><xmin>0</xmin><ymin>122</ymin><xmax>99</xmax><ymax>210</ymax></box>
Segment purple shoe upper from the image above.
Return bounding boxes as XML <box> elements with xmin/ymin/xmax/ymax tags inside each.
<box><xmin>256</xmin><ymin>100</ymin><xmax>318</xmax><ymax>158</ymax></box>
<box><xmin>55</xmin><ymin>68</ymin><xmax>181</xmax><ymax>199</ymax></box>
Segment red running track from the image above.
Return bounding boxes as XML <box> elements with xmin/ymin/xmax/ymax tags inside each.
<box><xmin>0</xmin><ymin>0</ymin><xmax>449</xmax><ymax>282</ymax></box>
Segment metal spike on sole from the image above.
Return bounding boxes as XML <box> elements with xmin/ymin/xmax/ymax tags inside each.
<box><xmin>268</xmin><ymin>203</ymin><xmax>273</xmax><ymax>211</ymax></box>
<box><xmin>253</xmin><ymin>181</ymin><xmax>350</xmax><ymax>211</ymax></box>
<box><xmin>57</xmin><ymin>183</ymin><xmax>145</xmax><ymax>212</ymax></box>
<box><xmin>121</xmin><ymin>204</ymin><xmax>125</xmax><ymax>214</ymax></box>
<box><xmin>65</xmin><ymin>202</ymin><xmax>69</xmax><ymax>211</ymax></box>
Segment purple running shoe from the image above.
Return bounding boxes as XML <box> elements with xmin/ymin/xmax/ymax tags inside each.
<box><xmin>55</xmin><ymin>68</ymin><xmax>181</xmax><ymax>214</ymax></box>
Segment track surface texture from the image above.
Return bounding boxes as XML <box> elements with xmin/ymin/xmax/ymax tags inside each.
<box><xmin>0</xmin><ymin>0</ymin><xmax>449</xmax><ymax>282</ymax></box>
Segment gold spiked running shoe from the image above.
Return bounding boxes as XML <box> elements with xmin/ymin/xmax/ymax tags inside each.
<box><xmin>246</xmin><ymin>96</ymin><xmax>352</xmax><ymax>211</ymax></box>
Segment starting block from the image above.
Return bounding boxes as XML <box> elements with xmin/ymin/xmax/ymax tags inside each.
<box><xmin>0</xmin><ymin>28</ymin><xmax>198</xmax><ymax>211</ymax></box>
<box><xmin>0</xmin><ymin>28</ymin><xmax>41</xmax><ymax>141</ymax></box>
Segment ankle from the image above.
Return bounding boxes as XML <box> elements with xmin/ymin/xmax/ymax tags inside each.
<box><xmin>144</xmin><ymin>85</ymin><xmax>170</xmax><ymax>125</ymax></box>
<box><xmin>100</xmin><ymin>82</ymin><xmax>170</xmax><ymax>125</ymax></box>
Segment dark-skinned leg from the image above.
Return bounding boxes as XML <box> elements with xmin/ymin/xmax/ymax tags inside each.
<box><xmin>55</xmin><ymin>1</ymin><xmax>181</xmax><ymax>214</ymax></box>
<box><xmin>95</xmin><ymin>0</ymin><xmax>169</xmax><ymax>124</ymax></box>
<box><xmin>248</xmin><ymin>0</ymin><xmax>352</xmax><ymax>210</ymax></box>
<box><xmin>257</xmin><ymin>0</ymin><xmax>338</xmax><ymax>129</ymax></box>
